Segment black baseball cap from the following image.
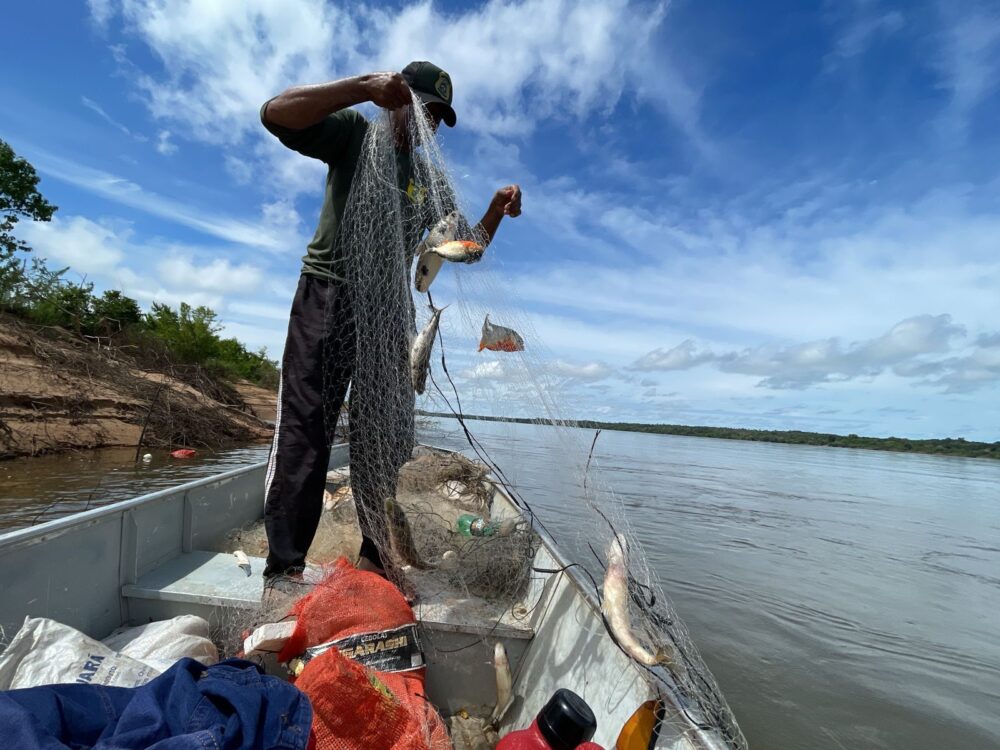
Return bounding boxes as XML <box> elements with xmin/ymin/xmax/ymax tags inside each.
<box><xmin>401</xmin><ymin>61</ymin><xmax>457</xmax><ymax>127</ymax></box>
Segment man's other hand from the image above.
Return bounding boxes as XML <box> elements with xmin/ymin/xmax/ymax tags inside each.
<box><xmin>492</xmin><ymin>185</ymin><xmax>522</xmax><ymax>217</ymax></box>
<box><xmin>365</xmin><ymin>72</ymin><xmax>412</xmax><ymax>110</ymax></box>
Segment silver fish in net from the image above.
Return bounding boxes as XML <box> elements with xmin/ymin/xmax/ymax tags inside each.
<box><xmin>410</xmin><ymin>303</ymin><xmax>446</xmax><ymax>394</ymax></box>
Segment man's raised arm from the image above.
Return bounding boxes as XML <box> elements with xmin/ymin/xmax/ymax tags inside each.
<box><xmin>263</xmin><ymin>73</ymin><xmax>412</xmax><ymax>130</ymax></box>
<box><xmin>475</xmin><ymin>185</ymin><xmax>523</xmax><ymax>246</ymax></box>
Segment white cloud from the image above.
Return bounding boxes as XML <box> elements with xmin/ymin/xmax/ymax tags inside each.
<box><xmin>545</xmin><ymin>360</ymin><xmax>617</xmax><ymax>382</ymax></box>
<box><xmin>902</xmin><ymin>331</ymin><xmax>1000</xmax><ymax>394</ymax></box>
<box><xmin>717</xmin><ymin>314</ymin><xmax>965</xmax><ymax>389</ymax></box>
<box><xmin>366</xmin><ymin>0</ymin><xmax>673</xmax><ymax>136</ymax></box>
<box><xmin>228</xmin><ymin>301</ymin><xmax>291</xmax><ymax>321</ymax></box>
<box><xmin>824</xmin><ymin>4</ymin><xmax>905</xmax><ymax>70</ymax></box>
<box><xmin>218</xmin><ymin>319</ymin><xmax>286</xmax><ymax>356</ymax></box>
<box><xmin>26</xmin><ymin>146</ymin><xmax>297</xmax><ymax>250</ymax></box>
<box><xmin>631</xmin><ymin>339</ymin><xmax>714</xmax><ymax>372</ymax></box>
<box><xmin>15</xmin><ymin>214</ymin><xmax>282</xmax><ymax>326</ymax></box>
<box><xmin>81</xmin><ymin>97</ymin><xmax>147</xmax><ymax>141</ymax></box>
<box><xmin>934</xmin><ymin>5</ymin><xmax>1000</xmax><ymax>138</ymax></box>
<box><xmin>462</xmin><ymin>360</ymin><xmax>507</xmax><ymax>381</ymax></box>
<box><xmin>155</xmin><ymin>130</ymin><xmax>177</xmax><ymax>155</ymax></box>
<box><xmin>16</xmin><ymin>215</ymin><xmax>126</xmax><ymax>275</ymax></box>
<box><xmin>625</xmin><ymin>314</ymin><xmax>990</xmax><ymax>392</ymax></box>
<box><xmin>103</xmin><ymin>0</ymin><xmax>680</xmax><ymax>139</ymax></box>
<box><xmin>109</xmin><ymin>0</ymin><xmax>347</xmax><ymax>145</ymax></box>
<box><xmin>93</xmin><ymin>0</ymin><xmax>700</xmax><ymax>192</ymax></box>
<box><xmin>156</xmin><ymin>256</ymin><xmax>263</xmax><ymax>293</ymax></box>
<box><xmin>505</xmin><ymin>177</ymin><xmax>1000</xmax><ymax>353</ymax></box>
<box><xmin>224</xmin><ymin>154</ymin><xmax>254</xmax><ymax>185</ymax></box>
<box><xmin>633</xmin><ymin>315</ymin><xmax>984</xmax><ymax>391</ymax></box>
<box><xmin>260</xmin><ymin>199</ymin><xmax>302</xmax><ymax>232</ymax></box>
<box><xmin>87</xmin><ymin>0</ymin><xmax>115</xmax><ymax>27</ymax></box>
<box><xmin>459</xmin><ymin>357</ymin><xmax>615</xmax><ymax>384</ymax></box>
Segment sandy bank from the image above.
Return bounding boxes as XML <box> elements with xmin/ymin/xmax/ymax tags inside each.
<box><xmin>0</xmin><ymin>316</ymin><xmax>277</xmax><ymax>459</ymax></box>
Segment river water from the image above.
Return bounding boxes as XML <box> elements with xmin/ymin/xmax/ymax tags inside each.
<box><xmin>0</xmin><ymin>445</ymin><xmax>271</xmax><ymax>531</ymax></box>
<box><xmin>1</xmin><ymin>421</ymin><xmax>998</xmax><ymax>749</ymax></box>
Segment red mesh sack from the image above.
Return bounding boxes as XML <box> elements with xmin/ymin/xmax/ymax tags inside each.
<box><xmin>279</xmin><ymin>557</ymin><xmax>414</xmax><ymax>660</ymax></box>
<box><xmin>279</xmin><ymin>557</ymin><xmax>451</xmax><ymax>750</ymax></box>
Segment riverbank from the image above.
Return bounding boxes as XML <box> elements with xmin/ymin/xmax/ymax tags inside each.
<box><xmin>0</xmin><ymin>316</ymin><xmax>275</xmax><ymax>459</ymax></box>
<box><xmin>419</xmin><ymin>411</ymin><xmax>1000</xmax><ymax>460</ymax></box>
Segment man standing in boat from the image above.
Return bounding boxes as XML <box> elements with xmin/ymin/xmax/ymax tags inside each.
<box><xmin>259</xmin><ymin>63</ymin><xmax>522</xmax><ymax>587</ymax></box>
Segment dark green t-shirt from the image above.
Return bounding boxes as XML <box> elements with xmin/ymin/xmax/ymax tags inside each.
<box><xmin>260</xmin><ymin>104</ymin><xmax>427</xmax><ymax>281</ymax></box>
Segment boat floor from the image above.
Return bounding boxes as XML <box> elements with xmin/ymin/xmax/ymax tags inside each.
<box><xmin>206</xmin><ymin>470</ymin><xmax>538</xmax><ymax>644</ymax></box>
<box><xmin>119</xmin><ymin>459</ymin><xmax>539</xmax><ymax>722</ymax></box>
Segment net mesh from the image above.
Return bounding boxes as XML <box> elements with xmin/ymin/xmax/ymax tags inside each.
<box><xmin>231</xmin><ymin>93</ymin><xmax>748</xmax><ymax>750</ymax></box>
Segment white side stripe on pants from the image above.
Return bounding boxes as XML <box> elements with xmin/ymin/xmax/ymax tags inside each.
<box><xmin>263</xmin><ymin>371</ymin><xmax>284</xmax><ymax>508</ymax></box>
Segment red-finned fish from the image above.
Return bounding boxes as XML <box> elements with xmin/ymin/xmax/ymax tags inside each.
<box><xmin>410</xmin><ymin>304</ymin><xmax>446</xmax><ymax>394</ymax></box>
<box><xmin>479</xmin><ymin>315</ymin><xmax>525</xmax><ymax>352</ymax></box>
<box><xmin>601</xmin><ymin>534</ymin><xmax>674</xmax><ymax>667</ymax></box>
<box><xmin>428</xmin><ymin>239</ymin><xmax>484</xmax><ymax>263</ymax></box>
<box><xmin>414</xmin><ymin>212</ymin><xmax>460</xmax><ymax>292</ymax></box>
<box><xmin>170</xmin><ymin>449</ymin><xmax>196</xmax><ymax>459</ymax></box>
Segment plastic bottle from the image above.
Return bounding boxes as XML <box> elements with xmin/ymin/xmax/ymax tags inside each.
<box><xmin>456</xmin><ymin>513</ymin><xmax>498</xmax><ymax>537</ymax></box>
<box><xmin>497</xmin><ymin>688</ymin><xmax>602</xmax><ymax>749</ymax></box>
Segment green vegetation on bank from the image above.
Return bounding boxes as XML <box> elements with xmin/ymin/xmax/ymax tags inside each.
<box><xmin>418</xmin><ymin>411</ymin><xmax>1000</xmax><ymax>460</ymax></box>
<box><xmin>0</xmin><ymin>139</ymin><xmax>278</xmax><ymax>388</ymax></box>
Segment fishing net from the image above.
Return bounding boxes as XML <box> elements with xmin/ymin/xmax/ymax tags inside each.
<box><xmin>229</xmin><ymin>92</ymin><xmax>748</xmax><ymax>750</ymax></box>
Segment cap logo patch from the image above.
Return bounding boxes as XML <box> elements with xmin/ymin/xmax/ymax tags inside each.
<box><xmin>434</xmin><ymin>72</ymin><xmax>452</xmax><ymax>103</ymax></box>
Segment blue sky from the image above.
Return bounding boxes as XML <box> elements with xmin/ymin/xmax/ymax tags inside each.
<box><xmin>4</xmin><ymin>0</ymin><xmax>1000</xmax><ymax>440</ymax></box>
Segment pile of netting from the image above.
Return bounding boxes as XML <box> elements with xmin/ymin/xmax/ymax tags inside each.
<box><xmin>226</xmin><ymin>92</ymin><xmax>748</xmax><ymax>750</ymax></box>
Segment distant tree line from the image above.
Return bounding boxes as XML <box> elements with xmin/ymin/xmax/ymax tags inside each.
<box><xmin>0</xmin><ymin>138</ymin><xmax>278</xmax><ymax>389</ymax></box>
<box><xmin>419</xmin><ymin>412</ymin><xmax>1000</xmax><ymax>461</ymax></box>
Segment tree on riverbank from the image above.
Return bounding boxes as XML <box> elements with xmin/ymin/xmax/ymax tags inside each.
<box><xmin>0</xmin><ymin>139</ymin><xmax>277</xmax><ymax>389</ymax></box>
<box><xmin>0</xmin><ymin>139</ymin><xmax>57</xmax><ymax>310</ymax></box>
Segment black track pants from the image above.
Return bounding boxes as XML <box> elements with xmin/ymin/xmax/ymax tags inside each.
<box><xmin>263</xmin><ymin>275</ymin><xmax>354</xmax><ymax>577</ymax></box>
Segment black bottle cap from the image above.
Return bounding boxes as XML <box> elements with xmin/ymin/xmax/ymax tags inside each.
<box><xmin>536</xmin><ymin>688</ymin><xmax>597</xmax><ymax>750</ymax></box>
